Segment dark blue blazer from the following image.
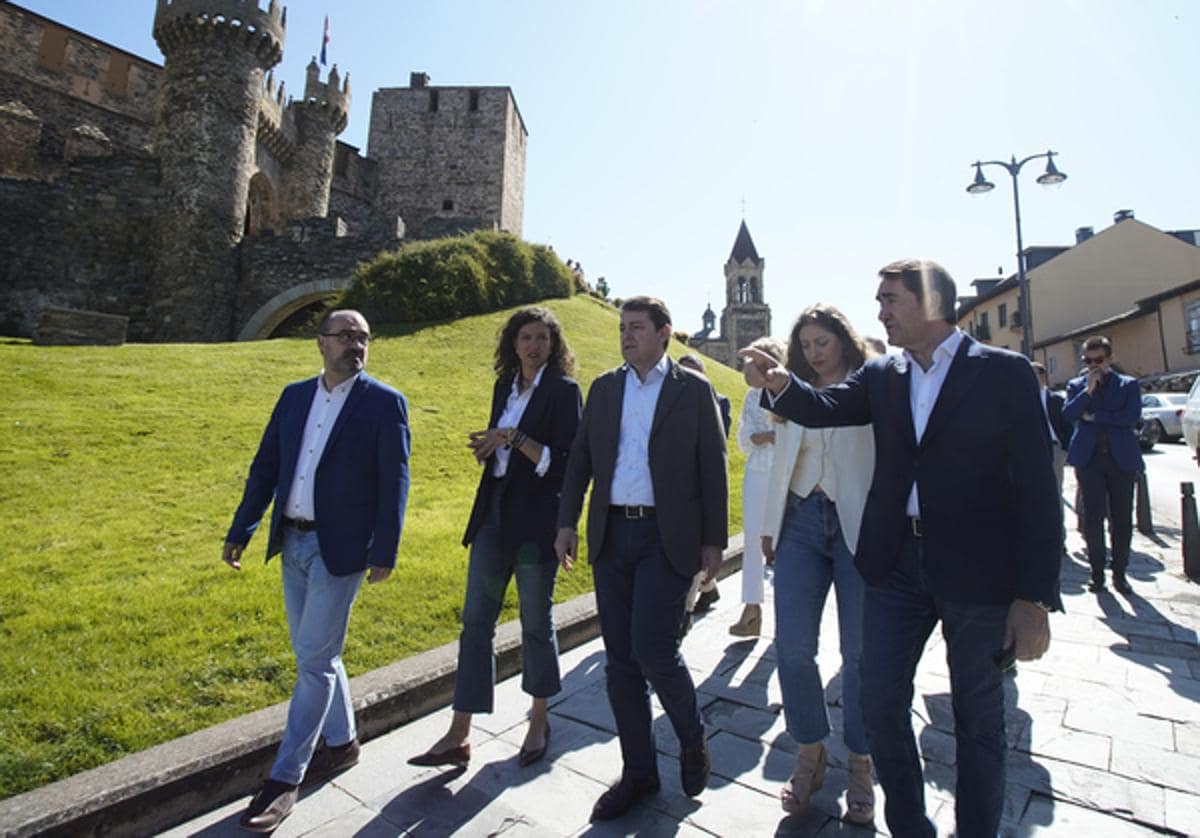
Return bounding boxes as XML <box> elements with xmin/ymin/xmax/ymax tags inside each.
<box><xmin>1063</xmin><ymin>371</ymin><xmax>1143</xmax><ymax>473</ymax></box>
<box><xmin>767</xmin><ymin>335</ymin><xmax>1061</xmax><ymax>607</ymax></box>
<box><xmin>462</xmin><ymin>368</ymin><xmax>582</xmax><ymax>559</ymax></box>
<box><xmin>226</xmin><ymin>373</ymin><xmax>411</xmax><ymax>576</ymax></box>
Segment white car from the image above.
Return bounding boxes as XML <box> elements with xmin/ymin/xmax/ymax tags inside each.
<box><xmin>1141</xmin><ymin>393</ymin><xmax>1187</xmax><ymax>442</ymax></box>
<box><xmin>1182</xmin><ymin>378</ymin><xmax>1200</xmax><ymax>461</ymax></box>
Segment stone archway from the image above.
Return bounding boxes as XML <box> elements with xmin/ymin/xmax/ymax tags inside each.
<box><xmin>237</xmin><ymin>278</ymin><xmax>352</xmax><ymax>341</ymax></box>
<box><xmin>245</xmin><ymin>172</ymin><xmax>277</xmax><ymax>236</ymax></box>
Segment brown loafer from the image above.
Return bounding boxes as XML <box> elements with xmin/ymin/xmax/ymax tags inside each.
<box><xmin>239</xmin><ymin>778</ymin><xmax>299</xmax><ymax>833</ymax></box>
<box><xmin>304</xmin><ymin>737</ymin><xmax>360</xmax><ymax>785</ymax></box>
<box><xmin>407</xmin><ymin>743</ymin><xmax>471</xmax><ymax>768</ymax></box>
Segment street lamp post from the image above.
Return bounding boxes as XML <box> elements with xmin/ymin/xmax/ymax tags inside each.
<box><xmin>966</xmin><ymin>151</ymin><xmax>1067</xmax><ymax>358</ymax></box>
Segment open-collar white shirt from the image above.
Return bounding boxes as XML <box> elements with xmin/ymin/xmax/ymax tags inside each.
<box><xmin>492</xmin><ymin>364</ymin><xmax>552</xmax><ymax>478</ymax></box>
<box><xmin>904</xmin><ymin>328</ymin><xmax>964</xmax><ymax>516</ymax></box>
<box><xmin>610</xmin><ymin>353</ymin><xmax>670</xmax><ymax>506</ymax></box>
<box><xmin>284</xmin><ymin>371</ymin><xmax>359</xmax><ymax>521</ymax></box>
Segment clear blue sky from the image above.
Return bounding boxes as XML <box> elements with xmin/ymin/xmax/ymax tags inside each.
<box><xmin>20</xmin><ymin>0</ymin><xmax>1199</xmax><ymax>347</ymax></box>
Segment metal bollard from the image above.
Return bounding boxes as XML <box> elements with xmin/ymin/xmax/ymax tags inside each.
<box><xmin>1136</xmin><ymin>470</ymin><xmax>1154</xmax><ymax>535</ymax></box>
<box><xmin>1181</xmin><ymin>482</ymin><xmax>1200</xmax><ymax>581</ymax></box>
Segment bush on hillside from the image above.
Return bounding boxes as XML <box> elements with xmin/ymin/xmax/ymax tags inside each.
<box><xmin>340</xmin><ymin>231</ymin><xmax>573</xmax><ymax>324</ymax></box>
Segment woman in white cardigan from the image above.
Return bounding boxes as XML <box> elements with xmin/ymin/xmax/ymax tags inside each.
<box><xmin>761</xmin><ymin>304</ymin><xmax>877</xmax><ymax>824</ymax></box>
<box><xmin>729</xmin><ymin>336</ymin><xmax>788</xmax><ymax>636</ymax></box>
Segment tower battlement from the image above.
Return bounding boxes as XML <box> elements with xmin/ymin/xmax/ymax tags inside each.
<box><xmin>295</xmin><ymin>59</ymin><xmax>350</xmax><ymax>133</ymax></box>
<box><xmin>153</xmin><ymin>0</ymin><xmax>286</xmax><ymax>67</ymax></box>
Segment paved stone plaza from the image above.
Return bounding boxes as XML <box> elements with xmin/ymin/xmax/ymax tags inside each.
<box><xmin>164</xmin><ymin>522</ymin><xmax>1199</xmax><ymax>837</ymax></box>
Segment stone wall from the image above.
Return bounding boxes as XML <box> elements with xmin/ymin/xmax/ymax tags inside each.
<box><xmin>33</xmin><ymin>306</ymin><xmax>128</xmax><ymax>345</ymax></box>
<box><xmin>367</xmin><ymin>82</ymin><xmax>526</xmax><ymax>237</ymax></box>
<box><xmin>0</xmin><ymin>152</ymin><xmax>161</xmax><ymax>339</ymax></box>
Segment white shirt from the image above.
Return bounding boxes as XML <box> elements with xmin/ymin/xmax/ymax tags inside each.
<box><xmin>736</xmin><ymin>387</ymin><xmax>777</xmax><ymax>473</ymax></box>
<box><xmin>609</xmin><ymin>354</ymin><xmax>670</xmax><ymax>506</ymax></box>
<box><xmin>284</xmin><ymin>372</ymin><xmax>357</xmax><ymax>521</ymax></box>
<box><xmin>904</xmin><ymin>329</ymin><xmax>965</xmax><ymax>516</ymax></box>
<box><xmin>492</xmin><ymin>364</ymin><xmax>553</xmax><ymax>478</ymax></box>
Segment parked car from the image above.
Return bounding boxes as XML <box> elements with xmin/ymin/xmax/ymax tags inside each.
<box><xmin>1137</xmin><ymin>415</ymin><xmax>1159</xmax><ymax>451</ymax></box>
<box><xmin>1183</xmin><ymin>378</ymin><xmax>1200</xmax><ymax>462</ymax></box>
<box><xmin>1140</xmin><ymin>393</ymin><xmax>1187</xmax><ymax>443</ymax></box>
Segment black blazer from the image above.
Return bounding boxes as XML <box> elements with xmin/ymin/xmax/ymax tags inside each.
<box><xmin>462</xmin><ymin>368</ymin><xmax>582</xmax><ymax>560</ymax></box>
<box><xmin>768</xmin><ymin>336</ymin><xmax>1061</xmax><ymax>607</ymax></box>
<box><xmin>1045</xmin><ymin>389</ymin><xmax>1072</xmax><ymax>452</ymax></box>
<box><xmin>558</xmin><ymin>359</ymin><xmax>728</xmax><ymax>578</ymax></box>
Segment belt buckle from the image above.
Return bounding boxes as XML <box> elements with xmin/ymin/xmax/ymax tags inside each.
<box><xmin>624</xmin><ymin>505</ymin><xmax>646</xmax><ymax>519</ymax></box>
<box><xmin>910</xmin><ymin>517</ymin><xmax>922</xmax><ymax>537</ymax></box>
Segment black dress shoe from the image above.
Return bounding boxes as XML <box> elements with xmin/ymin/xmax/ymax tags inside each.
<box><xmin>1113</xmin><ymin>575</ymin><xmax>1133</xmax><ymax>594</ymax></box>
<box><xmin>680</xmin><ymin>741</ymin><xmax>710</xmax><ymax>797</ymax></box>
<box><xmin>304</xmin><ymin>737</ymin><xmax>360</xmax><ymax>785</ymax></box>
<box><xmin>590</xmin><ymin>775</ymin><xmax>661</xmax><ymax>821</ymax></box>
<box><xmin>407</xmin><ymin>743</ymin><xmax>471</xmax><ymax>767</ymax></box>
<box><xmin>239</xmin><ymin>778</ymin><xmax>299</xmax><ymax>833</ymax></box>
<box><xmin>518</xmin><ymin>723</ymin><xmax>550</xmax><ymax>767</ymax></box>
<box><xmin>694</xmin><ymin>586</ymin><xmax>721</xmax><ymax>613</ymax></box>
<box><xmin>1088</xmin><ymin>579</ymin><xmax>1106</xmax><ymax>593</ymax></box>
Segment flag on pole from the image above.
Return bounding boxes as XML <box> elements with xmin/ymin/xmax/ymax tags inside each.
<box><xmin>320</xmin><ymin>15</ymin><xmax>330</xmax><ymax>66</ymax></box>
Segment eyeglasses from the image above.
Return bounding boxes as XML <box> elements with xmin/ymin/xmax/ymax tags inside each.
<box><xmin>322</xmin><ymin>330</ymin><xmax>372</xmax><ymax>346</ymax></box>
<box><xmin>1081</xmin><ymin>355</ymin><xmax>1108</xmax><ymax>366</ymax></box>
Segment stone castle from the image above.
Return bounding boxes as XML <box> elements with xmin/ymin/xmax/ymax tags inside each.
<box><xmin>0</xmin><ymin>0</ymin><xmax>527</xmax><ymax>342</ymax></box>
<box><xmin>690</xmin><ymin>220</ymin><xmax>771</xmax><ymax>366</ymax></box>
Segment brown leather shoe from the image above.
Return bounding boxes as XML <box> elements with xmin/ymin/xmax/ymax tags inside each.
<box><xmin>407</xmin><ymin>743</ymin><xmax>471</xmax><ymax>767</ymax></box>
<box><xmin>590</xmin><ymin>775</ymin><xmax>661</xmax><ymax>821</ymax></box>
<box><xmin>518</xmin><ymin>723</ymin><xmax>551</xmax><ymax>767</ymax></box>
<box><xmin>239</xmin><ymin>778</ymin><xmax>299</xmax><ymax>833</ymax></box>
<box><xmin>304</xmin><ymin>737</ymin><xmax>360</xmax><ymax>785</ymax></box>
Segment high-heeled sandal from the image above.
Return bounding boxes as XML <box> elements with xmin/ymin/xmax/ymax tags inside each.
<box><xmin>845</xmin><ymin>752</ymin><xmax>875</xmax><ymax>825</ymax></box>
<box><xmin>780</xmin><ymin>742</ymin><xmax>826</xmax><ymax>814</ymax></box>
<box><xmin>728</xmin><ymin>608</ymin><xmax>762</xmax><ymax>637</ymax></box>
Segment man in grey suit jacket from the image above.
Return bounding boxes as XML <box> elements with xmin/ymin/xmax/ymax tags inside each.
<box><xmin>556</xmin><ymin>297</ymin><xmax>728</xmax><ymax>822</ymax></box>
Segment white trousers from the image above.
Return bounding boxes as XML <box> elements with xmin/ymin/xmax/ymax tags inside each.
<box><xmin>740</xmin><ymin>468</ymin><xmax>769</xmax><ymax>604</ymax></box>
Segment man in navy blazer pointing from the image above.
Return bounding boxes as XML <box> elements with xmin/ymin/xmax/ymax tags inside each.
<box><xmin>741</xmin><ymin>259</ymin><xmax>1060</xmax><ymax>838</ymax></box>
<box><xmin>223</xmin><ymin>309</ymin><xmax>411</xmax><ymax>832</ymax></box>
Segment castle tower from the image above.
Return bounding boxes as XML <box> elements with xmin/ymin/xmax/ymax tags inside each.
<box><xmin>281</xmin><ymin>58</ymin><xmax>350</xmax><ymax>220</ymax></box>
<box><xmin>367</xmin><ymin>72</ymin><xmax>527</xmax><ymax>237</ymax></box>
<box><xmin>720</xmin><ymin>220</ymin><xmax>770</xmax><ymax>354</ymax></box>
<box><xmin>150</xmin><ymin>0</ymin><xmax>286</xmax><ymax>340</ymax></box>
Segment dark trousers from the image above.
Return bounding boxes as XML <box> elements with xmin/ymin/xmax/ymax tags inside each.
<box><xmin>592</xmin><ymin>514</ymin><xmax>704</xmax><ymax>781</ymax></box>
<box><xmin>1075</xmin><ymin>449</ymin><xmax>1136</xmax><ymax>581</ymax></box>
<box><xmin>861</xmin><ymin>534</ymin><xmax>1009</xmax><ymax>838</ymax></box>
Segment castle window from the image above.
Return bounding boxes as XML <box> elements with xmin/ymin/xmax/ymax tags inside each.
<box><xmin>442</xmin><ymin>199</ymin><xmax>454</xmax><ymax>211</ymax></box>
<box><xmin>750</xmin><ymin>277</ymin><xmax>759</xmax><ymax>303</ymax></box>
<box><xmin>469</xmin><ymin>90</ymin><xmax>480</xmax><ymax>111</ymax></box>
<box><xmin>737</xmin><ymin>277</ymin><xmax>748</xmax><ymax>303</ymax></box>
<box><xmin>429</xmin><ymin>90</ymin><xmax>439</xmax><ymax>112</ymax></box>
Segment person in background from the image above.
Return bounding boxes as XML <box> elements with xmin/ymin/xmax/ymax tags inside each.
<box><xmin>555</xmin><ymin>297</ymin><xmax>727</xmax><ymax>822</ymax></box>
<box><xmin>223</xmin><ymin>310</ymin><xmax>410</xmax><ymax>833</ymax></box>
<box><xmin>409</xmin><ymin>307</ymin><xmax>582</xmax><ymax>769</ymax></box>
<box><xmin>729</xmin><ymin>336</ymin><xmax>788</xmax><ymax>637</ymax></box>
<box><xmin>758</xmin><ymin>305</ymin><xmax>876</xmax><ymax>823</ymax></box>
<box><xmin>677</xmin><ymin>352</ymin><xmax>729</xmax><ymax>628</ymax></box>
<box><xmin>1063</xmin><ymin>335</ymin><xmax>1142</xmax><ymax>594</ymax></box>
<box><xmin>739</xmin><ymin>259</ymin><xmax>1060</xmax><ymax>837</ymax></box>
<box><xmin>1031</xmin><ymin>361</ymin><xmax>1072</xmax><ymax>553</ymax></box>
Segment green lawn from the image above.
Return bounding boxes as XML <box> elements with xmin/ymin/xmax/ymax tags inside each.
<box><xmin>0</xmin><ymin>294</ymin><xmax>748</xmax><ymax>799</ymax></box>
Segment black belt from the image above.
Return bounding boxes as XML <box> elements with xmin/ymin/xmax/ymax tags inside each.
<box><xmin>283</xmin><ymin>517</ymin><xmax>317</xmax><ymax>532</ymax></box>
<box><xmin>909</xmin><ymin>517</ymin><xmax>923</xmax><ymax>537</ymax></box>
<box><xmin>610</xmin><ymin>504</ymin><xmax>655</xmax><ymax>519</ymax></box>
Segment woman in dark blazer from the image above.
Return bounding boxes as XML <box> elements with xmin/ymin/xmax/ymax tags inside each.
<box><xmin>410</xmin><ymin>306</ymin><xmax>582</xmax><ymax>768</ymax></box>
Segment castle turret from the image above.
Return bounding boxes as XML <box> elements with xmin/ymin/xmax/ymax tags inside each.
<box><xmin>281</xmin><ymin>58</ymin><xmax>350</xmax><ymax>220</ymax></box>
<box><xmin>150</xmin><ymin>0</ymin><xmax>286</xmax><ymax>340</ymax></box>
<box><xmin>720</xmin><ymin>220</ymin><xmax>770</xmax><ymax>353</ymax></box>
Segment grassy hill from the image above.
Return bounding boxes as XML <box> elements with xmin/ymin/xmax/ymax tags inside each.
<box><xmin>0</xmin><ymin>294</ymin><xmax>749</xmax><ymax>798</ymax></box>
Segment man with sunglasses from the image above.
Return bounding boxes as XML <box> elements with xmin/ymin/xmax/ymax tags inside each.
<box><xmin>1063</xmin><ymin>335</ymin><xmax>1142</xmax><ymax>594</ymax></box>
<box><xmin>223</xmin><ymin>309</ymin><xmax>411</xmax><ymax>832</ymax></box>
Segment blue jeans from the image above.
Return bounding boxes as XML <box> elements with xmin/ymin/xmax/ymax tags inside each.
<box><xmin>861</xmin><ymin>533</ymin><xmax>1009</xmax><ymax>838</ymax></box>
<box><xmin>592</xmin><ymin>514</ymin><xmax>704</xmax><ymax>781</ymax></box>
<box><xmin>453</xmin><ymin>492</ymin><xmax>561</xmax><ymax>712</ymax></box>
<box><xmin>271</xmin><ymin>528</ymin><xmax>364</xmax><ymax>785</ymax></box>
<box><xmin>772</xmin><ymin>491</ymin><xmax>867</xmax><ymax>753</ymax></box>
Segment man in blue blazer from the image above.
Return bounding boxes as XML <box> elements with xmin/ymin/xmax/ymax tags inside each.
<box><xmin>223</xmin><ymin>309</ymin><xmax>410</xmax><ymax>832</ymax></box>
<box><xmin>1063</xmin><ymin>335</ymin><xmax>1142</xmax><ymax>594</ymax></box>
<box><xmin>741</xmin><ymin>259</ymin><xmax>1061</xmax><ymax>838</ymax></box>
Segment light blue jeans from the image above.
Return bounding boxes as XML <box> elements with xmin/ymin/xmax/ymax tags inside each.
<box><xmin>270</xmin><ymin>528</ymin><xmax>364</xmax><ymax>785</ymax></box>
<box><xmin>772</xmin><ymin>490</ymin><xmax>868</xmax><ymax>754</ymax></box>
<box><xmin>453</xmin><ymin>491</ymin><xmax>561</xmax><ymax>712</ymax></box>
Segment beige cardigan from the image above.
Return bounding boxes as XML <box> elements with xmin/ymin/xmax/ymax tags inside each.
<box><xmin>760</xmin><ymin>420</ymin><xmax>875</xmax><ymax>553</ymax></box>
